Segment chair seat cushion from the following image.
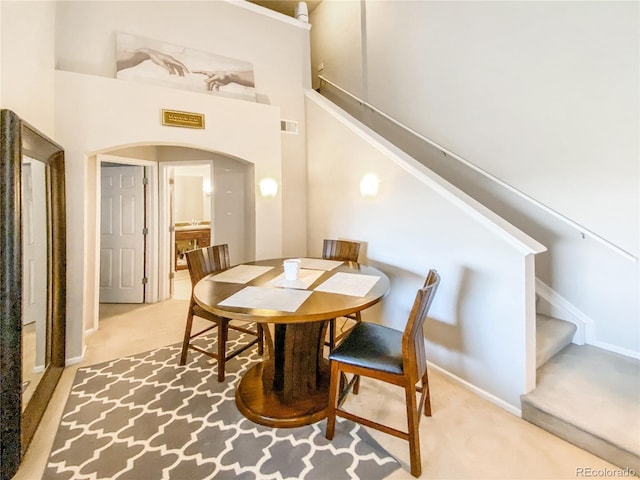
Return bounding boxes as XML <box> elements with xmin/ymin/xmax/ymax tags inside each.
<box><xmin>329</xmin><ymin>322</ymin><xmax>403</xmax><ymax>375</ymax></box>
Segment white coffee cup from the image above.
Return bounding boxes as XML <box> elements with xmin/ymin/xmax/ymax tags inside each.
<box><xmin>283</xmin><ymin>259</ymin><xmax>301</xmax><ymax>281</ymax></box>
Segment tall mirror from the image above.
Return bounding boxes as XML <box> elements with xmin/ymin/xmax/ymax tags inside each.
<box><xmin>1</xmin><ymin>109</ymin><xmax>66</xmax><ymax>479</ymax></box>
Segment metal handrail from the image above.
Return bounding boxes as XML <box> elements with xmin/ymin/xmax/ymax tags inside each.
<box><xmin>318</xmin><ymin>74</ymin><xmax>637</xmax><ymax>263</ymax></box>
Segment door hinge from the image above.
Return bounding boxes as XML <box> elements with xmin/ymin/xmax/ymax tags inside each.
<box><xmin>169</xmin><ymin>225</ymin><xmax>175</xmax><ymax>232</ymax></box>
<box><xmin>169</xmin><ymin>272</ymin><xmax>175</xmax><ymax>279</ymax></box>
<box><xmin>142</xmin><ymin>177</ymin><xmax>149</xmax><ymax>185</ymax></box>
<box><xmin>142</xmin><ymin>277</ymin><xmax>148</xmax><ymax>285</ymax></box>
<box><xmin>142</xmin><ymin>227</ymin><xmax>149</xmax><ymax>235</ymax></box>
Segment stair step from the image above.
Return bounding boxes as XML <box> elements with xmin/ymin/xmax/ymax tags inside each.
<box><xmin>536</xmin><ymin>313</ymin><xmax>576</xmax><ymax>368</ymax></box>
<box><xmin>522</xmin><ymin>344</ymin><xmax>640</xmax><ymax>472</ymax></box>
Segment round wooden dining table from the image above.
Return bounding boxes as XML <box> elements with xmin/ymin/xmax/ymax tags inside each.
<box><xmin>193</xmin><ymin>257</ymin><xmax>390</xmax><ymax>428</ymax></box>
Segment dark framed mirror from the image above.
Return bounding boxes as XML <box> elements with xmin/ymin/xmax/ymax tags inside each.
<box><xmin>1</xmin><ymin>109</ymin><xmax>66</xmax><ymax>479</ymax></box>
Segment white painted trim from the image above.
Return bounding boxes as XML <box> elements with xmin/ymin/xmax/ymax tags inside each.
<box><xmin>317</xmin><ymin>75</ymin><xmax>637</xmax><ymax>264</ymax></box>
<box><xmin>428</xmin><ymin>362</ymin><xmax>522</xmax><ymax>417</ymax></box>
<box><xmin>305</xmin><ymin>89</ymin><xmax>546</xmax><ymax>257</ymax></box>
<box><xmin>95</xmin><ymin>155</ymin><xmax>159</xmax><ymax>331</ymax></box>
<box><xmin>590</xmin><ymin>340</ymin><xmax>640</xmax><ymax>360</ymax></box>
<box><xmin>224</xmin><ymin>0</ymin><xmax>312</xmax><ymax>30</ymax></box>
<box><xmin>535</xmin><ymin>278</ymin><xmax>588</xmax><ymax>345</ymax></box>
<box><xmin>65</xmin><ymin>345</ymin><xmax>86</xmax><ymax>366</ymax></box>
<box><xmin>158</xmin><ymin>163</ymin><xmax>172</xmax><ymax>301</ymax></box>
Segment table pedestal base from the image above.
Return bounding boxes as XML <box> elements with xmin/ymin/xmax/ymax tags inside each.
<box><xmin>236</xmin><ymin>362</ymin><xmax>330</xmax><ymax>428</ymax></box>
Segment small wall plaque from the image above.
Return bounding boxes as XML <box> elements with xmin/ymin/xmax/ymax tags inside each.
<box><xmin>161</xmin><ymin>109</ymin><xmax>205</xmax><ymax>129</ymax></box>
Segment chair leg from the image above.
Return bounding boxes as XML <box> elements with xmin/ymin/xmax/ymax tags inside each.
<box><xmin>325</xmin><ymin>361</ymin><xmax>340</xmax><ymax>440</ymax></box>
<box><xmin>328</xmin><ymin>319</ymin><xmax>336</xmax><ymax>352</ymax></box>
<box><xmin>217</xmin><ymin>320</ymin><xmax>228</xmax><ymax>382</ymax></box>
<box><xmin>405</xmin><ymin>381</ymin><xmax>422</xmax><ymax>477</ymax></box>
<box><xmin>421</xmin><ymin>368</ymin><xmax>432</xmax><ymax>417</ymax></box>
<box><xmin>179</xmin><ymin>308</ymin><xmax>195</xmax><ymax>366</ymax></box>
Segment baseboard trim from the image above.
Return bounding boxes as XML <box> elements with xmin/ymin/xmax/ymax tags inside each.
<box><xmin>65</xmin><ymin>345</ymin><xmax>86</xmax><ymax>366</ymax></box>
<box><xmin>589</xmin><ymin>340</ymin><xmax>640</xmax><ymax>360</ymax></box>
<box><xmin>428</xmin><ymin>361</ymin><xmax>521</xmax><ymax>417</ymax></box>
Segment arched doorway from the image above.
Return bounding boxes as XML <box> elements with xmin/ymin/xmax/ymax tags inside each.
<box><xmin>87</xmin><ymin>145</ymin><xmax>255</xmax><ymax>335</ymax></box>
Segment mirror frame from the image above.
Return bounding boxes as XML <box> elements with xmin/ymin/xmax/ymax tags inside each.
<box><xmin>1</xmin><ymin>109</ymin><xmax>66</xmax><ymax>479</ymax></box>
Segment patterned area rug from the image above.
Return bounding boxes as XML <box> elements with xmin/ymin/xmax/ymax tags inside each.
<box><xmin>43</xmin><ymin>332</ymin><xmax>400</xmax><ymax>479</ymax></box>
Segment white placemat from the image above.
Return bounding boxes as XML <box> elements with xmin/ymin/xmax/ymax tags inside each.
<box><xmin>266</xmin><ymin>269</ymin><xmax>325</xmax><ymax>290</ymax></box>
<box><xmin>314</xmin><ymin>272</ymin><xmax>380</xmax><ymax>297</ymax></box>
<box><xmin>299</xmin><ymin>258</ymin><xmax>344</xmax><ymax>271</ymax></box>
<box><xmin>207</xmin><ymin>265</ymin><xmax>274</xmax><ymax>284</ymax></box>
<box><xmin>218</xmin><ymin>286</ymin><xmax>313</xmax><ymax>312</ymax></box>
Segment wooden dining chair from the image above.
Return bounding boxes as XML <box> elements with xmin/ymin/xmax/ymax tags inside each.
<box><xmin>322</xmin><ymin>239</ymin><xmax>362</xmax><ymax>351</ymax></box>
<box><xmin>325</xmin><ymin>269</ymin><xmax>440</xmax><ymax>478</ymax></box>
<box><xmin>178</xmin><ymin>244</ymin><xmax>263</xmax><ymax>381</ymax></box>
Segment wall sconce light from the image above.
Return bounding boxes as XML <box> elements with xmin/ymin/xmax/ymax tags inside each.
<box><xmin>360</xmin><ymin>173</ymin><xmax>379</xmax><ymax>198</ymax></box>
<box><xmin>259</xmin><ymin>177</ymin><xmax>278</xmax><ymax>198</ymax></box>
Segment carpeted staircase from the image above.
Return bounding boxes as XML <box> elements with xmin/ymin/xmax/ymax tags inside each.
<box><xmin>522</xmin><ymin>314</ymin><xmax>640</xmax><ymax>474</ymax></box>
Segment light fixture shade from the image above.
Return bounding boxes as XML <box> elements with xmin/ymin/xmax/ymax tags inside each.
<box><xmin>360</xmin><ymin>173</ymin><xmax>379</xmax><ymax>198</ymax></box>
<box><xmin>295</xmin><ymin>2</ymin><xmax>309</xmax><ymax>22</ymax></box>
<box><xmin>259</xmin><ymin>177</ymin><xmax>278</xmax><ymax>197</ymax></box>
<box><xmin>202</xmin><ymin>179</ymin><xmax>212</xmax><ymax>195</ymax></box>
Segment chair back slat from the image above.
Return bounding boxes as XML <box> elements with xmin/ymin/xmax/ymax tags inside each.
<box><xmin>322</xmin><ymin>239</ymin><xmax>361</xmax><ymax>262</ymax></box>
<box><xmin>403</xmin><ymin>269</ymin><xmax>440</xmax><ymax>381</ymax></box>
<box><xmin>180</xmin><ymin>243</ymin><xmax>263</xmax><ymax>378</ymax></box>
<box><xmin>186</xmin><ymin>244</ymin><xmax>231</xmax><ymax>287</ymax></box>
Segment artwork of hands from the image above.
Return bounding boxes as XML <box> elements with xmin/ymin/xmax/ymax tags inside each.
<box><xmin>118</xmin><ymin>48</ymin><xmax>255</xmax><ymax>91</ymax></box>
<box><xmin>143</xmin><ymin>49</ymin><xmax>189</xmax><ymax>76</ymax></box>
<box><xmin>191</xmin><ymin>70</ymin><xmax>255</xmax><ymax>91</ymax></box>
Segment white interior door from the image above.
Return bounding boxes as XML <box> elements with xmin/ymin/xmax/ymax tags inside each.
<box><xmin>21</xmin><ymin>159</ymin><xmax>48</xmax><ymax>369</ymax></box>
<box><xmin>100</xmin><ymin>165</ymin><xmax>145</xmax><ymax>303</ymax></box>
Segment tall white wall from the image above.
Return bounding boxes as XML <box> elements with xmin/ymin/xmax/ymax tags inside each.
<box><xmin>3</xmin><ymin>1</ymin><xmax>310</xmax><ymax>361</ymax></box>
<box><xmin>313</xmin><ymin>0</ymin><xmax>638</xmax><ymax>254</ymax></box>
<box><xmin>55</xmin><ymin>0</ymin><xmax>311</xmax><ymax>258</ymax></box>
<box><xmin>306</xmin><ymin>91</ymin><xmax>544</xmax><ymax>410</ymax></box>
<box><xmin>56</xmin><ymin>71</ymin><xmax>281</xmax><ymax>360</ymax></box>
<box><xmin>0</xmin><ymin>1</ymin><xmax>56</xmax><ymax>135</ymax></box>
<box><xmin>310</xmin><ymin>0</ymin><xmax>640</xmax><ymax>356</ymax></box>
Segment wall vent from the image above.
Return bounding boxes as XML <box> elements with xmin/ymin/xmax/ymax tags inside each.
<box><xmin>280</xmin><ymin>119</ymin><xmax>298</xmax><ymax>134</ymax></box>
